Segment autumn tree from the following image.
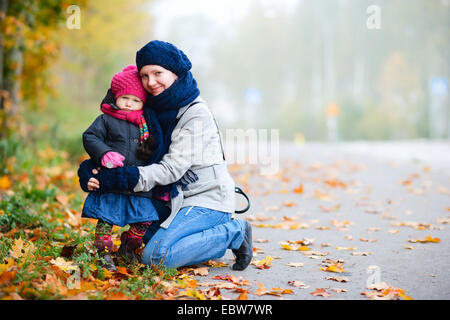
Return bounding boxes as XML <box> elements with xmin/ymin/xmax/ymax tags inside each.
<box><xmin>0</xmin><ymin>0</ymin><xmax>87</xmax><ymax>138</ymax></box>
<box><xmin>53</xmin><ymin>0</ymin><xmax>152</xmax><ymax>107</ymax></box>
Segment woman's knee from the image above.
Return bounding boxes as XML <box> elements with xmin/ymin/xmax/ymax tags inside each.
<box><xmin>141</xmin><ymin>241</ymin><xmax>168</xmax><ymax>265</ymax></box>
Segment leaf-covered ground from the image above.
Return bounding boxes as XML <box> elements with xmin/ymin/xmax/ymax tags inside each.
<box><xmin>1</xmin><ymin>142</ymin><xmax>449</xmax><ymax>300</ymax></box>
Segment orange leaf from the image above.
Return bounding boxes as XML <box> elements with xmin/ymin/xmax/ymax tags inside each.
<box><xmin>56</xmin><ymin>195</ymin><xmax>69</xmax><ymax>206</ymax></box>
<box><xmin>106</xmin><ymin>292</ymin><xmax>129</xmax><ymax>300</ymax></box>
<box><xmin>237</xmin><ymin>291</ymin><xmax>248</xmax><ymax>300</ymax></box>
<box><xmin>0</xmin><ymin>175</ymin><xmax>12</xmax><ymax>190</ymax></box>
<box><xmin>324</xmin><ymin>179</ymin><xmax>347</xmax><ymax>188</ymax></box>
<box><xmin>254</xmin><ymin>282</ymin><xmax>268</xmax><ymax>296</ymax></box>
<box><xmin>408</xmin><ymin>235</ymin><xmax>441</xmax><ymax>243</ymax></box>
<box><xmin>116</xmin><ymin>266</ymin><xmax>131</xmax><ymax>277</ymax></box>
<box><xmin>283</xmin><ymin>201</ymin><xmax>296</xmax><ymax>207</ymax></box>
<box><xmin>320</xmin><ymin>265</ymin><xmax>347</xmax><ymax>273</ymax></box>
<box><xmin>311</xmin><ymin>288</ymin><xmax>332</xmax><ymax>297</ymax></box>
<box><xmin>293</xmin><ymin>185</ymin><xmax>303</xmax><ymax>194</ymax></box>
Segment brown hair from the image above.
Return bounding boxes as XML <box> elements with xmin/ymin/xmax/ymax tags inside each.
<box><xmin>136</xmin><ymin>135</ymin><xmax>155</xmax><ymax>161</ymax></box>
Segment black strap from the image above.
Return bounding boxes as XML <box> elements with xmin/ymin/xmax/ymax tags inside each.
<box><xmin>234</xmin><ymin>186</ymin><xmax>250</xmax><ymax>214</ymax></box>
<box><xmin>179</xmin><ymin>100</ymin><xmax>251</xmax><ymax>214</ymax></box>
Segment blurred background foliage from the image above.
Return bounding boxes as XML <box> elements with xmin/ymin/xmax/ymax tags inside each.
<box><xmin>0</xmin><ymin>0</ymin><xmax>449</xmax><ymax>175</ymax></box>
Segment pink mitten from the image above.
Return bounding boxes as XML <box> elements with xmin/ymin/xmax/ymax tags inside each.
<box><xmin>101</xmin><ymin>151</ymin><xmax>125</xmax><ymax>168</ymax></box>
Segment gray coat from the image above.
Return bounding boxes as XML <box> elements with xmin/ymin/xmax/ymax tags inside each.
<box><xmin>133</xmin><ymin>96</ymin><xmax>236</xmax><ymax>228</ymax></box>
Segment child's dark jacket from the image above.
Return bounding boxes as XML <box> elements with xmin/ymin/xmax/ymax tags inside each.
<box><xmin>81</xmin><ymin>113</ymin><xmax>159</xmax><ymax>226</ymax></box>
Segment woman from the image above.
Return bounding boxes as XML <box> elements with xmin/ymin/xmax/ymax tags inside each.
<box><xmin>78</xmin><ymin>40</ymin><xmax>253</xmax><ymax>271</ymax></box>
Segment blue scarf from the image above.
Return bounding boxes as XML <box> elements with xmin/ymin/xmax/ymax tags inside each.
<box><xmin>143</xmin><ymin>71</ymin><xmax>200</xmax><ymax>198</ymax></box>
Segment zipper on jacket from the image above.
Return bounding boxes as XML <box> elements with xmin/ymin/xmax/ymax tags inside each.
<box><xmin>185</xmin><ymin>206</ymin><xmax>194</xmax><ymax>216</ymax></box>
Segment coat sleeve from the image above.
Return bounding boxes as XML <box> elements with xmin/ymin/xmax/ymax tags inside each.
<box><xmin>82</xmin><ymin>115</ymin><xmax>114</xmax><ymax>165</ymax></box>
<box><xmin>133</xmin><ymin>104</ymin><xmax>216</xmax><ymax>192</ymax></box>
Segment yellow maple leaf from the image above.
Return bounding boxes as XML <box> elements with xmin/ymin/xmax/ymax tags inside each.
<box><xmin>9</xmin><ymin>238</ymin><xmax>25</xmax><ymax>259</ymax></box>
<box><xmin>50</xmin><ymin>257</ymin><xmax>78</xmax><ymax>272</ymax></box>
<box><xmin>179</xmin><ymin>289</ymin><xmax>205</xmax><ymax>300</ymax></box>
<box><xmin>253</xmin><ymin>256</ymin><xmax>274</xmax><ymax>267</ymax></box>
<box><xmin>321</xmin><ymin>265</ymin><xmax>347</xmax><ymax>273</ymax></box>
<box><xmin>280</xmin><ymin>242</ymin><xmax>310</xmax><ymax>251</ymax></box>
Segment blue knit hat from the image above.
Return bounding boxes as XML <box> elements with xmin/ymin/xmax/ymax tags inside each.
<box><xmin>136</xmin><ymin>40</ymin><xmax>192</xmax><ymax>76</ymax></box>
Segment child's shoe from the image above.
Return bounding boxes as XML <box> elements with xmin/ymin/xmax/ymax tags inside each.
<box><xmin>94</xmin><ymin>236</ymin><xmax>117</xmax><ymax>272</ymax></box>
<box><xmin>117</xmin><ymin>231</ymin><xmax>143</xmax><ymax>263</ymax></box>
<box><xmin>117</xmin><ymin>222</ymin><xmax>152</xmax><ymax>263</ymax></box>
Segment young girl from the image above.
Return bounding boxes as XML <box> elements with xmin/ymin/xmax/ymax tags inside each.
<box><xmin>81</xmin><ymin>65</ymin><xmax>167</xmax><ymax>271</ymax></box>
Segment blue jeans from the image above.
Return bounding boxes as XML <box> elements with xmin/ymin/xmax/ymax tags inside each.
<box><xmin>141</xmin><ymin>206</ymin><xmax>246</xmax><ymax>268</ymax></box>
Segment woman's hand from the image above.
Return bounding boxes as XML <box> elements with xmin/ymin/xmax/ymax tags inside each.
<box><xmin>78</xmin><ymin>158</ymin><xmax>140</xmax><ymax>193</ymax></box>
<box><xmin>78</xmin><ymin>159</ymin><xmax>100</xmax><ymax>192</ymax></box>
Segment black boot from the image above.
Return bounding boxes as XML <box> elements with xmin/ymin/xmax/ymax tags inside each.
<box><xmin>232</xmin><ymin>221</ymin><xmax>253</xmax><ymax>271</ymax></box>
<box><xmin>98</xmin><ymin>250</ymin><xmax>118</xmax><ymax>272</ymax></box>
<box><xmin>94</xmin><ymin>220</ymin><xmax>117</xmax><ymax>272</ymax></box>
<box><xmin>94</xmin><ymin>237</ymin><xmax>117</xmax><ymax>272</ymax></box>
<box><xmin>117</xmin><ymin>231</ymin><xmax>142</xmax><ymax>264</ymax></box>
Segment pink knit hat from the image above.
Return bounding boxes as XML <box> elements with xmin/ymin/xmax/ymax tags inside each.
<box><xmin>110</xmin><ymin>65</ymin><xmax>147</xmax><ymax>103</ymax></box>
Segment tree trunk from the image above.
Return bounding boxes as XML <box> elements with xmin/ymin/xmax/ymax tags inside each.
<box><xmin>0</xmin><ymin>0</ymin><xmax>8</xmax><ymax>110</ymax></box>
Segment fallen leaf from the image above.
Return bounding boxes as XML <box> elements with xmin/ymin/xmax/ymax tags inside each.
<box><xmin>332</xmin><ymin>288</ymin><xmax>348</xmax><ymax>293</ymax></box>
<box><xmin>310</xmin><ymin>288</ymin><xmax>332</xmax><ymax>297</ymax></box>
<box><xmin>9</xmin><ymin>238</ymin><xmax>25</xmax><ymax>259</ymax></box>
<box><xmin>293</xmin><ymin>185</ymin><xmax>303</xmax><ymax>194</ymax></box>
<box><xmin>360</xmin><ymin>238</ymin><xmax>377</xmax><ymax>243</ymax></box>
<box><xmin>252</xmin><ymin>256</ymin><xmax>274</xmax><ymax>269</ymax></box>
<box><xmin>287</xmin><ymin>262</ymin><xmax>304</xmax><ymax>268</ymax></box>
<box><xmin>325</xmin><ymin>276</ymin><xmax>349</xmax><ymax>282</ymax></box>
<box><xmin>319</xmin><ymin>204</ymin><xmax>341</xmax><ymax>213</ymax></box>
<box><xmin>56</xmin><ymin>195</ymin><xmax>69</xmax><ymax>206</ymax></box>
<box><xmin>408</xmin><ymin>235</ymin><xmax>440</xmax><ymax>243</ymax></box>
<box><xmin>204</xmin><ymin>260</ymin><xmax>229</xmax><ymax>267</ymax></box>
<box><xmin>105</xmin><ymin>291</ymin><xmax>130</xmax><ymax>300</ymax></box>
<box><xmin>351</xmin><ymin>252</ymin><xmax>372</xmax><ymax>256</ymax></box>
<box><xmin>321</xmin><ymin>259</ymin><xmax>345</xmax><ymax>267</ymax></box>
<box><xmin>254</xmin><ymin>282</ymin><xmax>293</xmax><ymax>296</ymax></box>
<box><xmin>314</xmin><ymin>189</ymin><xmax>334</xmax><ymax>201</ymax></box>
<box><xmin>288</xmin><ymin>280</ymin><xmax>309</xmax><ymax>289</ymax></box>
<box><xmin>49</xmin><ymin>257</ymin><xmax>78</xmax><ymax>272</ymax></box>
<box><xmin>336</xmin><ymin>246</ymin><xmax>356</xmax><ymax>251</ymax></box>
<box><xmin>116</xmin><ymin>266</ymin><xmax>131</xmax><ymax>277</ymax></box>
<box><xmin>192</xmin><ymin>267</ymin><xmax>209</xmax><ymax>276</ymax></box>
<box><xmin>254</xmin><ymin>282</ymin><xmax>269</xmax><ymax>296</ymax></box>
<box><xmin>324</xmin><ymin>179</ymin><xmax>347</xmax><ymax>188</ymax></box>
<box><xmin>283</xmin><ymin>201</ymin><xmax>296</xmax><ymax>207</ymax></box>
<box><xmin>320</xmin><ymin>265</ymin><xmax>347</xmax><ymax>273</ymax></box>
<box><xmin>302</xmin><ymin>251</ymin><xmax>329</xmax><ymax>258</ymax></box>
<box><xmin>437</xmin><ymin>186</ymin><xmax>450</xmax><ymax>195</ymax></box>
<box><xmin>212</xmin><ymin>275</ymin><xmax>250</xmax><ymax>286</ymax></box>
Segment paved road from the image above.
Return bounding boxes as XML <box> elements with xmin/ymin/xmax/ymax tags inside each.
<box><xmin>192</xmin><ymin>141</ymin><xmax>450</xmax><ymax>300</ymax></box>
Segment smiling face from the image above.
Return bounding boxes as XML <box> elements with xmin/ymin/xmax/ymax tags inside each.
<box><xmin>115</xmin><ymin>94</ymin><xmax>144</xmax><ymax>111</ymax></box>
<box><xmin>139</xmin><ymin>65</ymin><xmax>178</xmax><ymax>96</ymax></box>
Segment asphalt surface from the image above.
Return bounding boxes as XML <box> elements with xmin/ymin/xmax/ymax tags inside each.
<box><xmin>191</xmin><ymin>141</ymin><xmax>450</xmax><ymax>300</ymax></box>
